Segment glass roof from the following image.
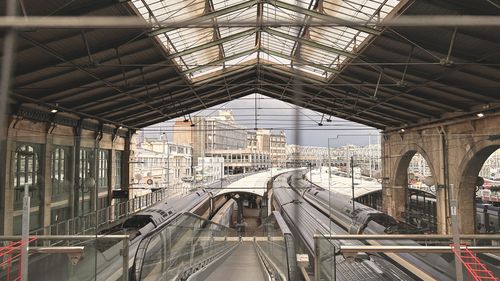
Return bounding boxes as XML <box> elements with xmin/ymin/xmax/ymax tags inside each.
<box><xmin>132</xmin><ymin>0</ymin><xmax>400</xmax><ymax>81</ymax></box>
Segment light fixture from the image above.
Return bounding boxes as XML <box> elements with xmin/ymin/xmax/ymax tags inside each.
<box><xmin>50</xmin><ymin>103</ymin><xmax>59</xmax><ymax>113</ymax></box>
<box><xmin>477</xmin><ymin>113</ymin><xmax>484</xmax><ymax>118</ymax></box>
<box><xmin>400</xmin><ymin>128</ymin><xmax>405</xmax><ymax>133</ymax></box>
<box><xmin>118</xmin><ymin>126</ymin><xmax>123</xmax><ymax>130</ymax></box>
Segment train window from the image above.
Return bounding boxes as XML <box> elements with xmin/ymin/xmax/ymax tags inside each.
<box><xmin>123</xmin><ymin>215</ymin><xmax>152</xmax><ymax>229</ymax></box>
<box><xmin>371</xmin><ymin>214</ymin><xmax>398</xmax><ymax>228</ymax></box>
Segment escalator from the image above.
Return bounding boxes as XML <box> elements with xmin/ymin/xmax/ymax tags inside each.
<box><xmin>205</xmin><ymin>242</ymin><xmax>267</xmax><ymax>281</ymax></box>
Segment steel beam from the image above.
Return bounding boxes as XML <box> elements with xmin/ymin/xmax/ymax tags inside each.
<box><xmin>264</xmin><ymin>27</ymin><xmax>355</xmax><ymax>59</ymax></box>
<box><xmin>114</xmin><ymin>83</ymin><xmax>253</xmax><ymax>122</ymax></box>
<box><xmin>167</xmin><ymin>28</ymin><xmax>257</xmax><ymax>59</ymax></box>
<box><xmin>317</xmin><ymin>234</ymin><xmax>500</xmax><ymax>240</ymax></box>
<box><xmin>260</xmin><ymin>78</ymin><xmax>409</xmax><ymax>125</ymax></box>
<box><xmin>135</xmin><ymin>89</ymin><xmax>256</xmax><ymax>127</ymax></box>
<box><xmin>182</xmin><ymin>48</ymin><xmax>257</xmax><ymax>75</ymax></box>
<box><xmin>258</xmin><ymin>88</ymin><xmax>389</xmax><ymax>128</ymax></box>
<box><xmin>261</xmin><ymin>48</ymin><xmax>339</xmax><ymax>74</ymax></box>
<box><xmin>148</xmin><ymin>0</ymin><xmax>259</xmax><ymax>36</ymax></box>
<box><xmin>338</xmin><ymin>245</ymin><xmax>500</xmax><ymax>254</ymax></box>
<box><xmin>265</xmin><ymin>0</ymin><xmax>381</xmax><ymax>36</ymax></box>
<box><xmin>19</xmin><ymin>34</ymin><xmax>170</xmax><ymax>121</ymax></box>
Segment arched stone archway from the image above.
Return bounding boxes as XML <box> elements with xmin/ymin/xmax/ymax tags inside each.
<box><xmin>383</xmin><ymin>115</ymin><xmax>500</xmax><ymax>234</ymax></box>
<box><xmin>457</xmin><ymin>141</ymin><xmax>500</xmax><ymax>233</ymax></box>
<box><xmin>390</xmin><ymin>144</ymin><xmax>438</xmax><ymax>229</ymax></box>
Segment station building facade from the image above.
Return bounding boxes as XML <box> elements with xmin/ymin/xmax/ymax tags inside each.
<box><xmin>0</xmin><ymin>106</ymin><xmax>133</xmax><ymax>235</ymax></box>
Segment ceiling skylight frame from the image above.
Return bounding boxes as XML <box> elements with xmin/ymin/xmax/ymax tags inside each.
<box><xmin>134</xmin><ymin>0</ymin><xmax>401</xmax><ymax>80</ymax></box>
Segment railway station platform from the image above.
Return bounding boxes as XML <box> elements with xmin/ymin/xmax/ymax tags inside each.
<box><xmin>2</xmin><ymin>170</ymin><xmax>499</xmax><ymax>281</ymax></box>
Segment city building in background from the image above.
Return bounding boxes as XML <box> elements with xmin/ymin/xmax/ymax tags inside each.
<box><xmin>248</xmin><ymin>129</ymin><xmax>286</xmax><ymax>168</ymax></box>
<box><xmin>132</xmin><ymin>138</ymin><xmax>192</xmax><ymax>196</ymax></box>
<box><xmin>286</xmin><ymin>144</ymin><xmax>330</xmax><ymax>167</ymax></box>
<box><xmin>173</xmin><ymin>110</ymin><xmax>247</xmax><ymax>166</ymax></box>
<box><xmin>196</xmin><ymin>157</ymin><xmax>224</xmax><ymax>182</ymax></box>
<box><xmin>479</xmin><ymin>149</ymin><xmax>500</xmax><ymax>180</ymax></box>
<box><xmin>206</xmin><ymin>149</ymin><xmax>270</xmax><ymax>174</ymax></box>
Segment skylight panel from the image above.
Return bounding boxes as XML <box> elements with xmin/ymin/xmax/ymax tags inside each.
<box><xmin>166</xmin><ymin>28</ymin><xmax>213</xmax><ymax>53</ymax></box>
<box><xmin>263</xmin><ymin>2</ymin><xmax>306</xmax><ymax>23</ymax></box>
<box><xmin>185</xmin><ymin>46</ymin><xmax>221</xmax><ymax>66</ymax></box>
<box><xmin>219</xmin><ymin>27</ymin><xmax>249</xmax><ymax>37</ymax></box>
<box><xmin>261</xmin><ymin>31</ymin><xmax>296</xmax><ymax>55</ymax></box>
<box><xmin>295</xmin><ymin>64</ymin><xmax>325</xmax><ymax>77</ymax></box>
<box><xmin>223</xmin><ymin>35</ymin><xmax>256</xmax><ymax>58</ymax></box>
<box><xmin>224</xmin><ymin>51</ymin><xmax>258</xmax><ymax>68</ymax></box>
<box><xmin>133</xmin><ymin>0</ymin><xmax>400</xmax><ymax>80</ymax></box>
<box><xmin>261</xmin><ymin>52</ymin><xmax>291</xmax><ymax>68</ymax></box>
<box><xmin>217</xmin><ymin>4</ymin><xmax>256</xmax><ymax>23</ymax></box>
<box><xmin>212</xmin><ymin>0</ymin><xmax>249</xmax><ymax>11</ymax></box>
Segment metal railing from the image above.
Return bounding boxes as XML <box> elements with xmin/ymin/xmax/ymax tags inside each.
<box><xmin>253</xmin><ymin>211</ymin><xmax>298</xmax><ymax>281</ymax></box>
<box><xmin>313</xmin><ymin>234</ymin><xmax>500</xmax><ymax>281</ymax></box>
<box><xmin>0</xmin><ymin>235</ymin><xmax>130</xmax><ymax>281</ymax></box>
<box><xmin>30</xmin><ymin>184</ymin><xmax>186</xmax><ymax>237</ymax></box>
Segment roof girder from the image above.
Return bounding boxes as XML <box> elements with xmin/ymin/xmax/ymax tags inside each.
<box><xmin>258</xmin><ymin>88</ymin><xmax>389</xmax><ymax>128</ymax></box>
<box><xmin>182</xmin><ymin>48</ymin><xmax>257</xmax><ymax>75</ymax></box>
<box><xmin>260</xmin><ymin>78</ymin><xmax>414</xmax><ymax>125</ymax></box>
<box><xmin>259</xmin><ymin>67</ymin><xmax>435</xmax><ymax>120</ymax></box>
<box><xmin>102</xmin><ymin>67</ymin><xmax>256</xmax><ymax>119</ymax></box>
<box><xmin>19</xmin><ymin>33</ymin><xmax>172</xmax><ymax>120</ymax></box>
<box><xmin>136</xmin><ymin>89</ymin><xmax>257</xmax><ymax>127</ymax></box>
<box><xmin>116</xmin><ymin>84</ymin><xmax>255</xmax><ymax>124</ymax></box>
<box><xmin>148</xmin><ymin>0</ymin><xmax>259</xmax><ymax>36</ymax></box>
<box><xmin>261</xmin><ymin>48</ymin><xmax>338</xmax><ymax>74</ymax></box>
<box><xmin>265</xmin><ymin>0</ymin><xmax>381</xmax><ymax>36</ymax></box>
<box><xmin>167</xmin><ymin>28</ymin><xmax>258</xmax><ymax>59</ymax></box>
<box><xmin>264</xmin><ymin>27</ymin><xmax>355</xmax><ymax>59</ymax></box>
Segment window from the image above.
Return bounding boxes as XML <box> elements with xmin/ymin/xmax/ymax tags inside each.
<box><xmin>98</xmin><ymin>149</ymin><xmax>109</xmax><ymax>189</ymax></box>
<box><xmin>51</xmin><ymin>146</ymin><xmax>71</xmax><ymax>198</ymax></box>
<box><xmin>115</xmin><ymin>151</ymin><xmax>122</xmax><ymax>189</ymax></box>
<box><xmin>13</xmin><ymin>143</ymin><xmax>41</xmax><ymax>208</ymax></box>
<box><xmin>80</xmin><ymin>148</ymin><xmax>95</xmax><ymax>186</ymax></box>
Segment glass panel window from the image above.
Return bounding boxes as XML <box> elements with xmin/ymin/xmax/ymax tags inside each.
<box><xmin>98</xmin><ymin>149</ymin><xmax>109</xmax><ymax>189</ymax></box>
<box><xmin>13</xmin><ymin>143</ymin><xmax>41</xmax><ymax>209</ymax></box>
<box><xmin>115</xmin><ymin>151</ymin><xmax>123</xmax><ymax>189</ymax></box>
<box><xmin>80</xmin><ymin>148</ymin><xmax>95</xmax><ymax>187</ymax></box>
<box><xmin>51</xmin><ymin>146</ymin><xmax>71</xmax><ymax>198</ymax></box>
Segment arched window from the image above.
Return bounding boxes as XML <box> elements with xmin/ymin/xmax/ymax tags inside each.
<box><xmin>13</xmin><ymin>143</ymin><xmax>41</xmax><ymax>209</ymax></box>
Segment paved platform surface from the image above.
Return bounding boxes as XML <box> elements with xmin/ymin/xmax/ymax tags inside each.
<box><xmin>205</xmin><ymin>242</ymin><xmax>266</xmax><ymax>281</ymax></box>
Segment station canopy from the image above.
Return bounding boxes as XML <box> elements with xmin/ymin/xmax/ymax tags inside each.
<box><xmin>6</xmin><ymin>0</ymin><xmax>500</xmax><ymax>131</ymax></box>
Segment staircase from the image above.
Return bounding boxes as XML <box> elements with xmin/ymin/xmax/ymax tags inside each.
<box><xmin>451</xmin><ymin>244</ymin><xmax>498</xmax><ymax>281</ymax></box>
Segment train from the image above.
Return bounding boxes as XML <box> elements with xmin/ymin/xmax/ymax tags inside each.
<box><xmin>271</xmin><ymin>172</ymin><xmax>417</xmax><ymax>281</ymax></box>
<box><xmin>18</xmin><ymin>187</ymin><xmax>231</xmax><ymax>281</ymax></box>
<box><xmin>301</xmin><ymin>185</ymin><xmax>456</xmax><ymax>280</ymax></box>
<box><xmin>211</xmin><ymin>199</ymin><xmax>236</xmax><ymax>228</ymax></box>
<box><xmin>277</xmin><ymin>171</ymin><xmax>461</xmax><ymax>280</ymax></box>
<box><xmin>408</xmin><ymin>191</ymin><xmax>500</xmax><ymax>233</ymax></box>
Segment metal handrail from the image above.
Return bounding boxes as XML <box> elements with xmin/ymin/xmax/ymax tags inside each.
<box><xmin>314</xmin><ymin>234</ymin><xmax>500</xmax><ymax>240</ymax></box>
<box><xmin>337</xmin><ymin>245</ymin><xmax>500</xmax><ymax>254</ymax></box>
<box><xmin>29</xmin><ymin>185</ymin><xmax>186</xmax><ymax>237</ymax></box>
<box><xmin>0</xmin><ymin>234</ymin><xmax>130</xmax><ymax>281</ymax></box>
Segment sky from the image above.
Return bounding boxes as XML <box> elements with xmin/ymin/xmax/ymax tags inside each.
<box><xmin>142</xmin><ymin>94</ymin><xmax>381</xmax><ymax>147</ymax></box>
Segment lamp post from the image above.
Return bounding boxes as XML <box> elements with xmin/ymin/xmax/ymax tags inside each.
<box><xmin>351</xmin><ymin>156</ymin><xmax>355</xmax><ymax>216</ymax></box>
